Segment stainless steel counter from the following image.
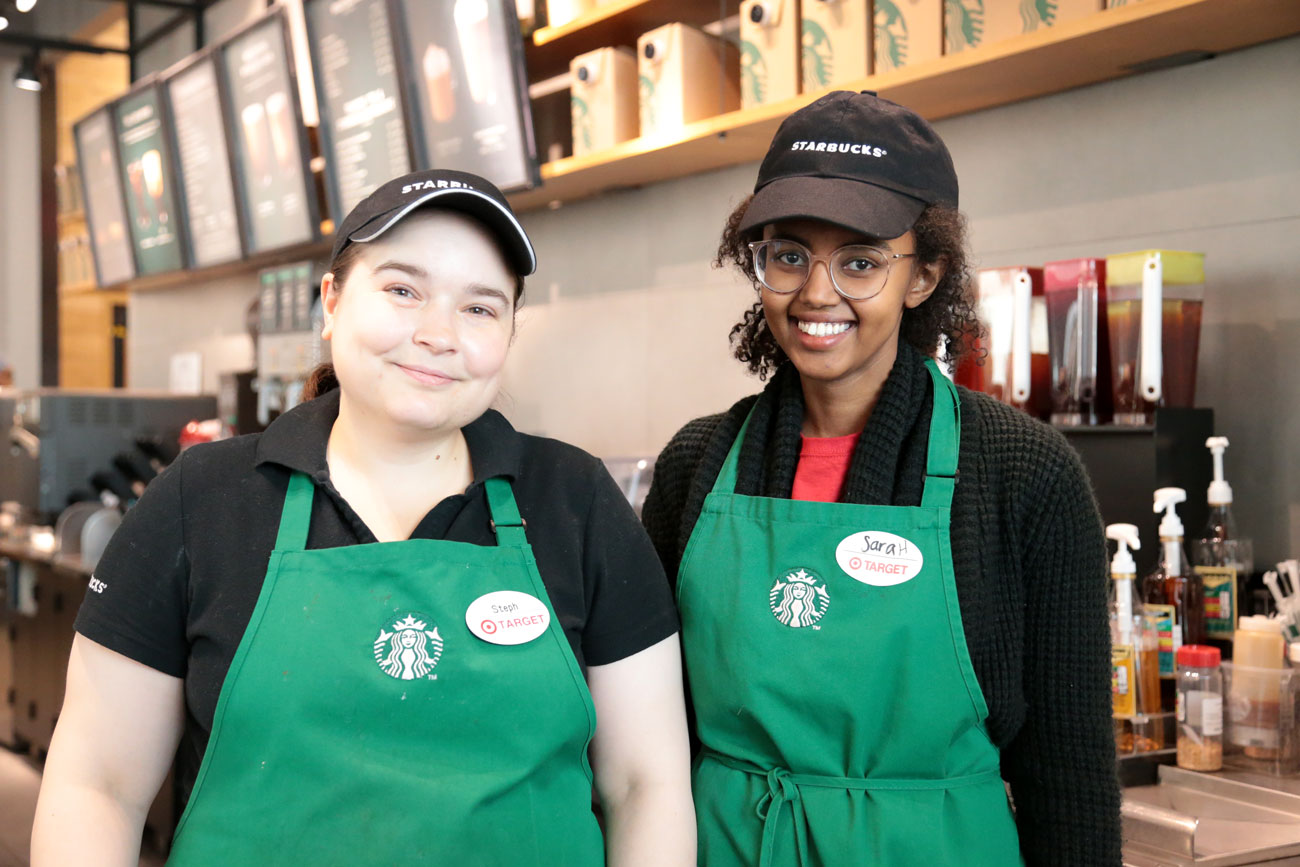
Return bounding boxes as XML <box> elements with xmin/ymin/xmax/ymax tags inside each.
<box><xmin>1124</xmin><ymin>766</ymin><xmax>1300</xmax><ymax>866</ymax></box>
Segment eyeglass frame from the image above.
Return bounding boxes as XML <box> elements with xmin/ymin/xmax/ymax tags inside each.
<box><xmin>747</xmin><ymin>238</ymin><xmax>919</xmax><ymax>301</ymax></box>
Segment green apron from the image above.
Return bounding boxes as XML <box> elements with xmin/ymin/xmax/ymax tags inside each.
<box><xmin>167</xmin><ymin>473</ymin><xmax>606</xmax><ymax>865</ymax></box>
<box><xmin>678</xmin><ymin>359</ymin><xmax>1023</xmax><ymax>866</ymax></box>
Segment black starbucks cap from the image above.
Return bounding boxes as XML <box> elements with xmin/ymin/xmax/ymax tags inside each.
<box><xmin>330</xmin><ymin>169</ymin><xmax>537</xmax><ymax>276</ymax></box>
<box><xmin>739</xmin><ymin>91</ymin><xmax>959</xmax><ymax>240</ymax></box>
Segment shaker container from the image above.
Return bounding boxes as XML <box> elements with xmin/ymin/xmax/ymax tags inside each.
<box><xmin>1043</xmin><ymin>258</ymin><xmax>1112</xmax><ymax>425</ymax></box>
<box><xmin>961</xmin><ymin>267</ymin><xmax>1049</xmax><ymax>418</ymax></box>
<box><xmin>1105</xmin><ymin>250</ymin><xmax>1205</xmax><ymax>425</ymax></box>
<box><xmin>1176</xmin><ymin>644</ymin><xmax>1223</xmax><ymax>771</ymax></box>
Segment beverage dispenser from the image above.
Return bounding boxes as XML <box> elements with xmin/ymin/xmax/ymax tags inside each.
<box><xmin>1043</xmin><ymin>257</ymin><xmax>1112</xmax><ymax>425</ymax></box>
<box><xmin>959</xmin><ymin>267</ymin><xmax>1050</xmax><ymax>418</ymax></box>
<box><xmin>1105</xmin><ymin>250</ymin><xmax>1205</xmax><ymax>425</ymax></box>
<box><xmin>739</xmin><ymin>0</ymin><xmax>801</xmax><ymax>107</ymax></box>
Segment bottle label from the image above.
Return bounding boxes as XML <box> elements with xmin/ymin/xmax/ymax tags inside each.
<box><xmin>1147</xmin><ymin>604</ymin><xmax>1178</xmax><ymax>677</ymax></box>
<box><xmin>1196</xmin><ymin>565</ymin><xmax>1237</xmax><ymax>639</ymax></box>
<box><xmin>1112</xmin><ymin>646</ymin><xmax>1136</xmax><ymax>717</ymax></box>
<box><xmin>1203</xmin><ymin>694</ymin><xmax>1223</xmax><ymax>736</ymax></box>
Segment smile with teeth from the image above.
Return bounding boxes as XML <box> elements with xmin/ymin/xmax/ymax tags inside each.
<box><xmin>796</xmin><ymin>319</ymin><xmax>854</xmax><ymax>337</ymax></box>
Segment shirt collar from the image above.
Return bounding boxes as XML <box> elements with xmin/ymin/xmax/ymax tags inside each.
<box><xmin>254</xmin><ymin>388</ymin><xmax>523</xmax><ymax>485</ymax></box>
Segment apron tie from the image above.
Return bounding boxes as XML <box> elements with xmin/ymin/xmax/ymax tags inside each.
<box><xmin>704</xmin><ymin>750</ymin><xmax>1005</xmax><ymax>867</ymax></box>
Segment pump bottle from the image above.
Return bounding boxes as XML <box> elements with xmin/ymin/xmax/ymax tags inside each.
<box><xmin>1193</xmin><ymin>437</ymin><xmax>1253</xmax><ymax>645</ymax></box>
<box><xmin>1109</xmin><ymin>524</ymin><xmax>1163</xmax><ymax>750</ymax></box>
<box><xmin>1144</xmin><ymin>487</ymin><xmax>1206</xmax><ymax>707</ymax></box>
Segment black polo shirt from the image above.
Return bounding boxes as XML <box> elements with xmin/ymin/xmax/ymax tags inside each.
<box><xmin>75</xmin><ymin>388</ymin><xmax>678</xmax><ymax>806</ymax></box>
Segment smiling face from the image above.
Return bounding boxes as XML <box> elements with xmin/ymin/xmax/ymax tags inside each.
<box><xmin>759</xmin><ymin>219</ymin><xmax>940</xmax><ymax>388</ymax></box>
<box><xmin>321</xmin><ymin>210</ymin><xmax>517</xmax><ymax>436</ymax></box>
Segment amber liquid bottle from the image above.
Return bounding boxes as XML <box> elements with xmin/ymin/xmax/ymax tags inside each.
<box><xmin>1145</xmin><ymin>539</ymin><xmax>1205</xmax><ymax>709</ymax></box>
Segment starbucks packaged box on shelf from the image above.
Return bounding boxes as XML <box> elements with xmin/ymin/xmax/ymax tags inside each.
<box><xmin>637</xmin><ymin>23</ymin><xmax>740</xmax><ymax>136</ymax></box>
<box><xmin>570</xmin><ymin>48</ymin><xmax>639</xmax><ymax>157</ymax></box>
<box><xmin>801</xmin><ymin>0</ymin><xmax>870</xmax><ymax>92</ymax></box>
<box><xmin>945</xmin><ymin>0</ymin><xmax>1104</xmax><ymax>54</ymax></box>
<box><xmin>874</xmin><ymin>0</ymin><xmax>943</xmax><ymax>72</ymax></box>
<box><xmin>740</xmin><ymin>0</ymin><xmax>801</xmax><ymax>107</ymax></box>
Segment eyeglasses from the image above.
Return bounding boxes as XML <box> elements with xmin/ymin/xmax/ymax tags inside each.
<box><xmin>748</xmin><ymin>239</ymin><xmax>917</xmax><ymax>301</ymax></box>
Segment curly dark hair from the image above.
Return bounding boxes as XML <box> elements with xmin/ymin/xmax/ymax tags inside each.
<box><xmin>715</xmin><ymin>195</ymin><xmax>981</xmax><ymax>380</ymax></box>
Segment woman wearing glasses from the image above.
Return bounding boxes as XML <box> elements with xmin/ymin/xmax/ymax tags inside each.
<box><xmin>642</xmin><ymin>92</ymin><xmax>1119</xmax><ymax>865</ymax></box>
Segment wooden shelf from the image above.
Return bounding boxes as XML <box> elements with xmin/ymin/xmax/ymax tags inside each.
<box><xmin>508</xmin><ymin>0</ymin><xmax>1300</xmax><ymax>213</ymax></box>
<box><xmin>527</xmin><ymin>0</ymin><xmax>739</xmax><ymax>80</ymax></box>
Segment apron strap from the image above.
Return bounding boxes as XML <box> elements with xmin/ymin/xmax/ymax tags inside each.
<box><xmin>484</xmin><ymin>477</ymin><xmax>529</xmax><ymax>548</ymax></box>
<box><xmin>273</xmin><ymin>472</ymin><xmax>316</xmax><ymax>552</ymax></box>
<box><xmin>921</xmin><ymin>359</ymin><xmax>961</xmax><ymax>510</ymax></box>
<box><xmin>711</xmin><ymin>410</ymin><xmax>755</xmax><ymax>495</ymax></box>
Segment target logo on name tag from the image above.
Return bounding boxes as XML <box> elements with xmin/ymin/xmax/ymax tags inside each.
<box><xmin>836</xmin><ymin>531</ymin><xmax>924</xmax><ymax>586</ymax></box>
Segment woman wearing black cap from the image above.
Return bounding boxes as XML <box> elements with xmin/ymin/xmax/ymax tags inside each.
<box><xmin>33</xmin><ymin>170</ymin><xmax>695</xmax><ymax>865</ymax></box>
<box><xmin>642</xmin><ymin>92</ymin><xmax>1120</xmax><ymax>865</ymax></box>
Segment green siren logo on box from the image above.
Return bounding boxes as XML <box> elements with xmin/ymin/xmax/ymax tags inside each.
<box><xmin>945</xmin><ymin>0</ymin><xmax>984</xmax><ymax>52</ymax></box>
<box><xmin>374</xmin><ymin>613</ymin><xmax>443</xmax><ymax>681</ymax></box>
<box><xmin>801</xmin><ymin>19</ymin><xmax>833</xmax><ymax>90</ymax></box>
<box><xmin>740</xmin><ymin>40</ymin><xmax>769</xmax><ymax>105</ymax></box>
<box><xmin>571</xmin><ymin>95</ymin><xmax>591</xmax><ymax>152</ymax></box>
<box><xmin>638</xmin><ymin>74</ymin><xmax>656</xmax><ymax>131</ymax></box>
<box><xmin>874</xmin><ymin>0</ymin><xmax>909</xmax><ymax>71</ymax></box>
<box><xmin>769</xmin><ymin>568</ymin><xmax>830</xmax><ymax>628</ymax></box>
<box><xmin>1020</xmin><ymin>0</ymin><xmax>1058</xmax><ymax>31</ymax></box>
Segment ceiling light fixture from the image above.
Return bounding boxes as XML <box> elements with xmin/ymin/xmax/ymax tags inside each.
<box><xmin>14</xmin><ymin>54</ymin><xmax>41</xmax><ymax>92</ymax></box>
<box><xmin>16</xmin><ymin>0</ymin><xmax>38</xmax><ymax>12</ymax></box>
<box><xmin>0</xmin><ymin>15</ymin><xmax>9</xmax><ymax>31</ymax></box>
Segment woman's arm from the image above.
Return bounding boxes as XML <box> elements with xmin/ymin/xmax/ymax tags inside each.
<box><xmin>31</xmin><ymin>634</ymin><xmax>184</xmax><ymax>867</ymax></box>
<box><xmin>1000</xmin><ymin>448</ymin><xmax>1122</xmax><ymax>865</ymax></box>
<box><xmin>588</xmin><ymin>633</ymin><xmax>695</xmax><ymax>867</ymax></box>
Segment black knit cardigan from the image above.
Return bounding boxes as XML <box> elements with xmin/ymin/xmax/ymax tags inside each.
<box><xmin>641</xmin><ymin>343</ymin><xmax>1122</xmax><ymax>866</ymax></box>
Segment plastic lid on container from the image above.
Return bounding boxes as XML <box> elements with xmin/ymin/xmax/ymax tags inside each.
<box><xmin>1106</xmin><ymin>250</ymin><xmax>1205</xmax><ymax>286</ymax></box>
<box><xmin>1043</xmin><ymin>258</ymin><xmax>1105</xmax><ymax>293</ymax></box>
<box><xmin>1239</xmin><ymin>615</ymin><xmax>1286</xmax><ymax>634</ymax></box>
<box><xmin>1177</xmin><ymin>644</ymin><xmax>1221</xmax><ymax>668</ymax></box>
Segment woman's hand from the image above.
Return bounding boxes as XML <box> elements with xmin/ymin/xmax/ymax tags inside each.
<box><xmin>31</xmin><ymin>634</ymin><xmax>184</xmax><ymax>866</ymax></box>
<box><xmin>588</xmin><ymin>633</ymin><xmax>695</xmax><ymax>866</ymax></box>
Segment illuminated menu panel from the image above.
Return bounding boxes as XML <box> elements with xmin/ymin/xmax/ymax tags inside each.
<box><xmin>394</xmin><ymin>0</ymin><xmax>539</xmax><ymax>192</ymax></box>
<box><xmin>115</xmin><ymin>85</ymin><xmax>187</xmax><ymax>275</ymax></box>
<box><xmin>221</xmin><ymin>12</ymin><xmax>318</xmax><ymax>253</ymax></box>
<box><xmin>305</xmin><ymin>0</ymin><xmax>412</xmax><ymax>218</ymax></box>
<box><xmin>165</xmin><ymin>55</ymin><xmax>244</xmax><ymax>268</ymax></box>
<box><xmin>74</xmin><ymin>108</ymin><xmax>136</xmax><ymax>286</ymax></box>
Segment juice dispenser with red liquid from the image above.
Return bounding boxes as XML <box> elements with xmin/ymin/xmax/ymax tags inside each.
<box><xmin>958</xmin><ymin>267</ymin><xmax>1050</xmax><ymax>418</ymax></box>
<box><xmin>1105</xmin><ymin>250</ymin><xmax>1205</xmax><ymax>425</ymax></box>
<box><xmin>1043</xmin><ymin>258</ymin><xmax>1112</xmax><ymax>426</ymax></box>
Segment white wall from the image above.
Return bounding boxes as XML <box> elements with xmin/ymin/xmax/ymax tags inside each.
<box><xmin>0</xmin><ymin>54</ymin><xmax>43</xmax><ymax>389</ymax></box>
<box><xmin>125</xmin><ymin>35</ymin><xmax>1300</xmax><ymax>562</ymax></box>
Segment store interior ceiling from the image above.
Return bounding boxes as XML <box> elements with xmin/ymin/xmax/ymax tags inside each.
<box><xmin>0</xmin><ymin>0</ymin><xmax>209</xmax><ymax>68</ymax></box>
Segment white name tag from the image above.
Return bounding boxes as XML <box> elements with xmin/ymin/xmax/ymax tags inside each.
<box><xmin>466</xmin><ymin>591</ymin><xmax>551</xmax><ymax>645</ymax></box>
<box><xmin>836</xmin><ymin>531</ymin><xmax>924</xmax><ymax>586</ymax></box>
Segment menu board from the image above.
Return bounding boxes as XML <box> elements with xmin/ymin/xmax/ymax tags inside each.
<box><xmin>114</xmin><ymin>85</ymin><xmax>187</xmax><ymax>275</ymax></box>
<box><xmin>304</xmin><ymin>0</ymin><xmax>412</xmax><ymax>218</ymax></box>
<box><xmin>74</xmin><ymin>109</ymin><xmax>136</xmax><ymax>287</ymax></box>
<box><xmin>394</xmin><ymin>0</ymin><xmax>540</xmax><ymax>191</ymax></box>
<box><xmin>221</xmin><ymin>12</ymin><xmax>318</xmax><ymax>253</ymax></box>
<box><xmin>165</xmin><ymin>55</ymin><xmax>244</xmax><ymax>268</ymax></box>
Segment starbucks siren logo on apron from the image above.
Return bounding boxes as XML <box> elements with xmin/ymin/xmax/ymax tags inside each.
<box><xmin>374</xmin><ymin>613</ymin><xmax>444</xmax><ymax>680</ymax></box>
<box><xmin>769</xmin><ymin>569</ymin><xmax>830</xmax><ymax>628</ymax></box>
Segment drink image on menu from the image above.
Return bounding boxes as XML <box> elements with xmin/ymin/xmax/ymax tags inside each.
<box><xmin>127</xmin><ymin>160</ymin><xmax>151</xmax><ymax>228</ymax></box>
<box><xmin>423</xmin><ymin>44</ymin><xmax>456</xmax><ymax>122</ymax></box>
<box><xmin>265</xmin><ymin>91</ymin><xmax>295</xmax><ymax>171</ymax></box>
<box><xmin>455</xmin><ymin>0</ymin><xmax>497</xmax><ymax>106</ymax></box>
<box><xmin>141</xmin><ymin>149</ymin><xmax>168</xmax><ymax>225</ymax></box>
<box><xmin>241</xmin><ymin>101</ymin><xmax>274</xmax><ymax>188</ymax></box>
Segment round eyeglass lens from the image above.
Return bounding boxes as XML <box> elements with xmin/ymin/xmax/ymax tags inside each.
<box><xmin>753</xmin><ymin>240</ymin><xmax>892</xmax><ymax>299</ymax></box>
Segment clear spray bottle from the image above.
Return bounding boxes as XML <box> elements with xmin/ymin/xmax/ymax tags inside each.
<box><xmin>1109</xmin><ymin>523</ymin><xmax>1164</xmax><ymax>751</ymax></box>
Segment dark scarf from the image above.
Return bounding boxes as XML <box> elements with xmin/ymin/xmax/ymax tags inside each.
<box><xmin>728</xmin><ymin>342</ymin><xmax>935</xmax><ymax>505</ymax></box>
